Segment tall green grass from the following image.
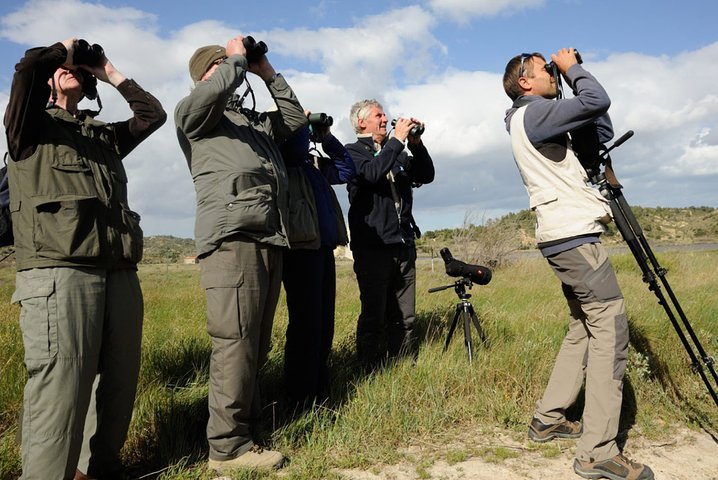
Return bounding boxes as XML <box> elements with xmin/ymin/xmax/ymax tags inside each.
<box><xmin>0</xmin><ymin>250</ymin><xmax>716</xmax><ymax>479</ymax></box>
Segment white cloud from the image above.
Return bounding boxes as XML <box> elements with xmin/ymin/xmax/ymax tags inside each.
<box><xmin>662</xmin><ymin>128</ymin><xmax>718</xmax><ymax>176</ymax></box>
<box><xmin>0</xmin><ymin>0</ymin><xmax>154</xmax><ymax>45</ymax></box>
<box><xmin>584</xmin><ymin>43</ymin><xmax>718</xmax><ymax>199</ymax></box>
<box><xmin>1</xmin><ymin>1</ymin><xmax>716</xmax><ymax>238</ymax></box>
<box><xmin>384</xmin><ymin>70</ymin><xmax>508</xmax><ymax>158</ymax></box>
<box><xmin>427</xmin><ymin>0</ymin><xmax>546</xmax><ymax>22</ymax></box>
<box><xmin>264</xmin><ymin>6</ymin><xmax>444</xmax><ymax>96</ymax></box>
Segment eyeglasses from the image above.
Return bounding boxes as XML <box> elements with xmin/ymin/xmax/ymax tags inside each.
<box><xmin>518</xmin><ymin>53</ymin><xmax>532</xmax><ymax>78</ymax></box>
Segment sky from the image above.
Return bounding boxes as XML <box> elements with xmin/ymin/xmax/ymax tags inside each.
<box><xmin>0</xmin><ymin>0</ymin><xmax>717</xmax><ymax>239</ymax></box>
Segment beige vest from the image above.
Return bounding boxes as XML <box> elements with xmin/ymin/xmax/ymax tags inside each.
<box><xmin>510</xmin><ymin>107</ymin><xmax>611</xmax><ymax>244</ymax></box>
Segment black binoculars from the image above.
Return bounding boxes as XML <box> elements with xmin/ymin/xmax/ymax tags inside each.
<box><xmin>391</xmin><ymin>118</ymin><xmax>425</xmax><ymax>137</ymax></box>
<box><xmin>243</xmin><ymin>36</ymin><xmax>268</xmax><ymax>64</ymax></box>
<box><xmin>307</xmin><ymin>113</ymin><xmax>333</xmax><ymax>128</ymax></box>
<box><xmin>544</xmin><ymin>49</ymin><xmax>583</xmax><ymax>74</ymax></box>
<box><xmin>73</xmin><ymin>39</ymin><xmax>105</xmax><ymax>67</ymax></box>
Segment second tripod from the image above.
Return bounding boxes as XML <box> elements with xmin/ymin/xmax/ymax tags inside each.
<box><xmin>429</xmin><ymin>277</ymin><xmax>488</xmax><ymax>363</ymax></box>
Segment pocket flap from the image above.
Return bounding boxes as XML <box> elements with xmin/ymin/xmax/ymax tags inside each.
<box><xmin>31</xmin><ymin>194</ymin><xmax>98</xmax><ymax>208</ymax></box>
<box><xmin>200</xmin><ymin>268</ymin><xmax>244</xmax><ymax>289</ymax></box>
<box><xmin>529</xmin><ymin>188</ymin><xmax>558</xmax><ymax>209</ymax></box>
<box><xmin>11</xmin><ymin>274</ymin><xmax>55</xmax><ymax>304</ymax></box>
<box><xmin>226</xmin><ymin>185</ymin><xmax>272</xmax><ymax>208</ymax></box>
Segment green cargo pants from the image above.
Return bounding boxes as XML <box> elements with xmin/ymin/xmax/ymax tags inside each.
<box><xmin>200</xmin><ymin>236</ymin><xmax>283</xmax><ymax>461</ymax></box>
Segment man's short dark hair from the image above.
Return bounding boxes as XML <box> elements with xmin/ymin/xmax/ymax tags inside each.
<box><xmin>503</xmin><ymin>52</ymin><xmax>545</xmax><ymax>101</ymax></box>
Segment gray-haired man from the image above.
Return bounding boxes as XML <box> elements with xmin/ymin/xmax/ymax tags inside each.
<box><xmin>345</xmin><ymin>99</ymin><xmax>434</xmax><ymax>371</ymax></box>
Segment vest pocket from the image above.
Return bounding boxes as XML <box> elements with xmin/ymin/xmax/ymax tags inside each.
<box><xmin>119</xmin><ymin>209</ymin><xmax>144</xmax><ymax>264</ymax></box>
<box><xmin>51</xmin><ymin>148</ymin><xmax>91</xmax><ymax>173</ymax></box>
<box><xmin>32</xmin><ymin>196</ymin><xmax>101</xmax><ymax>260</ymax></box>
<box><xmin>529</xmin><ymin>188</ymin><xmax>558</xmax><ymax>209</ymax></box>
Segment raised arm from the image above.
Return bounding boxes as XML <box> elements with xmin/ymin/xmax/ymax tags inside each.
<box><xmin>4</xmin><ymin>42</ymin><xmax>67</xmax><ymax>161</ymax></box>
<box><xmin>523</xmin><ymin>64</ymin><xmax>612</xmax><ymax>144</ymax></box>
<box><xmin>348</xmin><ymin>137</ymin><xmax>407</xmax><ymax>184</ymax></box>
<box><xmin>174</xmin><ymin>55</ymin><xmax>247</xmax><ymax>140</ymax></box>
<box><xmin>319</xmin><ymin>133</ymin><xmax>356</xmax><ymax>185</ymax></box>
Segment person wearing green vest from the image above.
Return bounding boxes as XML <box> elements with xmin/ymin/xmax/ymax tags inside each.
<box><xmin>4</xmin><ymin>37</ymin><xmax>166</xmax><ymax>479</ymax></box>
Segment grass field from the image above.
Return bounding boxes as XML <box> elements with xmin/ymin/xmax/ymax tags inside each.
<box><xmin>0</xmin><ymin>248</ymin><xmax>717</xmax><ymax>479</ymax></box>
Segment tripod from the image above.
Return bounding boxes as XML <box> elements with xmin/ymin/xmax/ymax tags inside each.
<box><xmin>588</xmin><ymin>131</ymin><xmax>718</xmax><ymax>407</ymax></box>
<box><xmin>429</xmin><ymin>277</ymin><xmax>488</xmax><ymax>364</ymax></box>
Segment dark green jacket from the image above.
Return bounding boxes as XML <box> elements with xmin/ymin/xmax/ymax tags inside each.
<box><xmin>174</xmin><ymin>55</ymin><xmax>307</xmax><ymax>257</ymax></box>
<box><xmin>4</xmin><ymin>43</ymin><xmax>167</xmax><ymax>271</ymax></box>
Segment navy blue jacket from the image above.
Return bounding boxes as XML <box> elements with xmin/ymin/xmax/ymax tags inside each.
<box><xmin>346</xmin><ymin>136</ymin><xmax>434</xmax><ymax>248</ymax></box>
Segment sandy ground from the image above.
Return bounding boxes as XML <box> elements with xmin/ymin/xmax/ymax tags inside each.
<box><xmin>336</xmin><ymin>426</ymin><xmax>718</xmax><ymax>480</ymax></box>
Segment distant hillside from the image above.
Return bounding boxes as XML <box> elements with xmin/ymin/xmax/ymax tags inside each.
<box><xmin>421</xmin><ymin>206</ymin><xmax>718</xmax><ymax>247</ymax></box>
<box><xmin>416</xmin><ymin>206</ymin><xmax>718</xmax><ymax>266</ymax></box>
<box><xmin>141</xmin><ymin>235</ymin><xmax>197</xmax><ymax>264</ymax></box>
<box><xmin>1</xmin><ymin>207</ymin><xmax>715</xmax><ymax>268</ymax></box>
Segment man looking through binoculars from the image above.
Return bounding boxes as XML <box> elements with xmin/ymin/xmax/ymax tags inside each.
<box><xmin>5</xmin><ymin>37</ymin><xmax>166</xmax><ymax>479</ymax></box>
<box><xmin>175</xmin><ymin>34</ymin><xmax>307</xmax><ymax>472</ymax></box>
<box><xmin>345</xmin><ymin>99</ymin><xmax>434</xmax><ymax>371</ymax></box>
<box><xmin>502</xmin><ymin>48</ymin><xmax>653</xmax><ymax>480</ymax></box>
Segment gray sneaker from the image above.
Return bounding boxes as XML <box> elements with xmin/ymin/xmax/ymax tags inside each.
<box><xmin>208</xmin><ymin>444</ymin><xmax>285</xmax><ymax>472</ymax></box>
<box><xmin>573</xmin><ymin>454</ymin><xmax>654</xmax><ymax>480</ymax></box>
<box><xmin>528</xmin><ymin>417</ymin><xmax>582</xmax><ymax>442</ymax></box>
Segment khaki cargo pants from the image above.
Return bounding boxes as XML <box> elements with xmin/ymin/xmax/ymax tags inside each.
<box><xmin>14</xmin><ymin>267</ymin><xmax>143</xmax><ymax>480</ymax></box>
<box><xmin>534</xmin><ymin>242</ymin><xmax>629</xmax><ymax>463</ymax></box>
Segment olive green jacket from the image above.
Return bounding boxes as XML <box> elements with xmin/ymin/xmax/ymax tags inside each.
<box><xmin>4</xmin><ymin>43</ymin><xmax>167</xmax><ymax>271</ymax></box>
<box><xmin>174</xmin><ymin>55</ymin><xmax>307</xmax><ymax>257</ymax></box>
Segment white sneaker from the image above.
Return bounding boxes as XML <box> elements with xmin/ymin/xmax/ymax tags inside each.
<box><xmin>208</xmin><ymin>444</ymin><xmax>285</xmax><ymax>472</ymax></box>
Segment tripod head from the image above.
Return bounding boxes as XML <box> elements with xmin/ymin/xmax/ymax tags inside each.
<box><xmin>578</xmin><ymin>129</ymin><xmax>634</xmax><ymax>189</ymax></box>
<box><xmin>428</xmin><ymin>277</ymin><xmax>474</xmax><ymax>300</ymax></box>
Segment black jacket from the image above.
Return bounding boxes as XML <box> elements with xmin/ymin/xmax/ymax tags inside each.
<box><xmin>345</xmin><ymin>136</ymin><xmax>434</xmax><ymax>248</ymax></box>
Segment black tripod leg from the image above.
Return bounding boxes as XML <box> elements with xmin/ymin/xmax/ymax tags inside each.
<box><xmin>614</xmin><ymin>192</ymin><xmax>718</xmax><ymax>387</ymax></box>
<box><xmin>609</xmin><ymin>188</ymin><xmax>718</xmax><ymax>407</ymax></box>
<box><xmin>467</xmin><ymin>304</ymin><xmax>488</xmax><ymax>347</ymax></box>
<box><xmin>444</xmin><ymin>305</ymin><xmax>461</xmax><ymax>352</ymax></box>
<box><xmin>462</xmin><ymin>307</ymin><xmax>474</xmax><ymax>364</ymax></box>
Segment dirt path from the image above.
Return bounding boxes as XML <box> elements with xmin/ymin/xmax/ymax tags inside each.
<box><xmin>336</xmin><ymin>427</ymin><xmax>718</xmax><ymax>480</ymax></box>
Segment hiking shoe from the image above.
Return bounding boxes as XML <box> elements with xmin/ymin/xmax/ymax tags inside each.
<box><xmin>208</xmin><ymin>444</ymin><xmax>285</xmax><ymax>472</ymax></box>
<box><xmin>528</xmin><ymin>417</ymin><xmax>582</xmax><ymax>442</ymax></box>
<box><xmin>573</xmin><ymin>454</ymin><xmax>654</xmax><ymax>480</ymax></box>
